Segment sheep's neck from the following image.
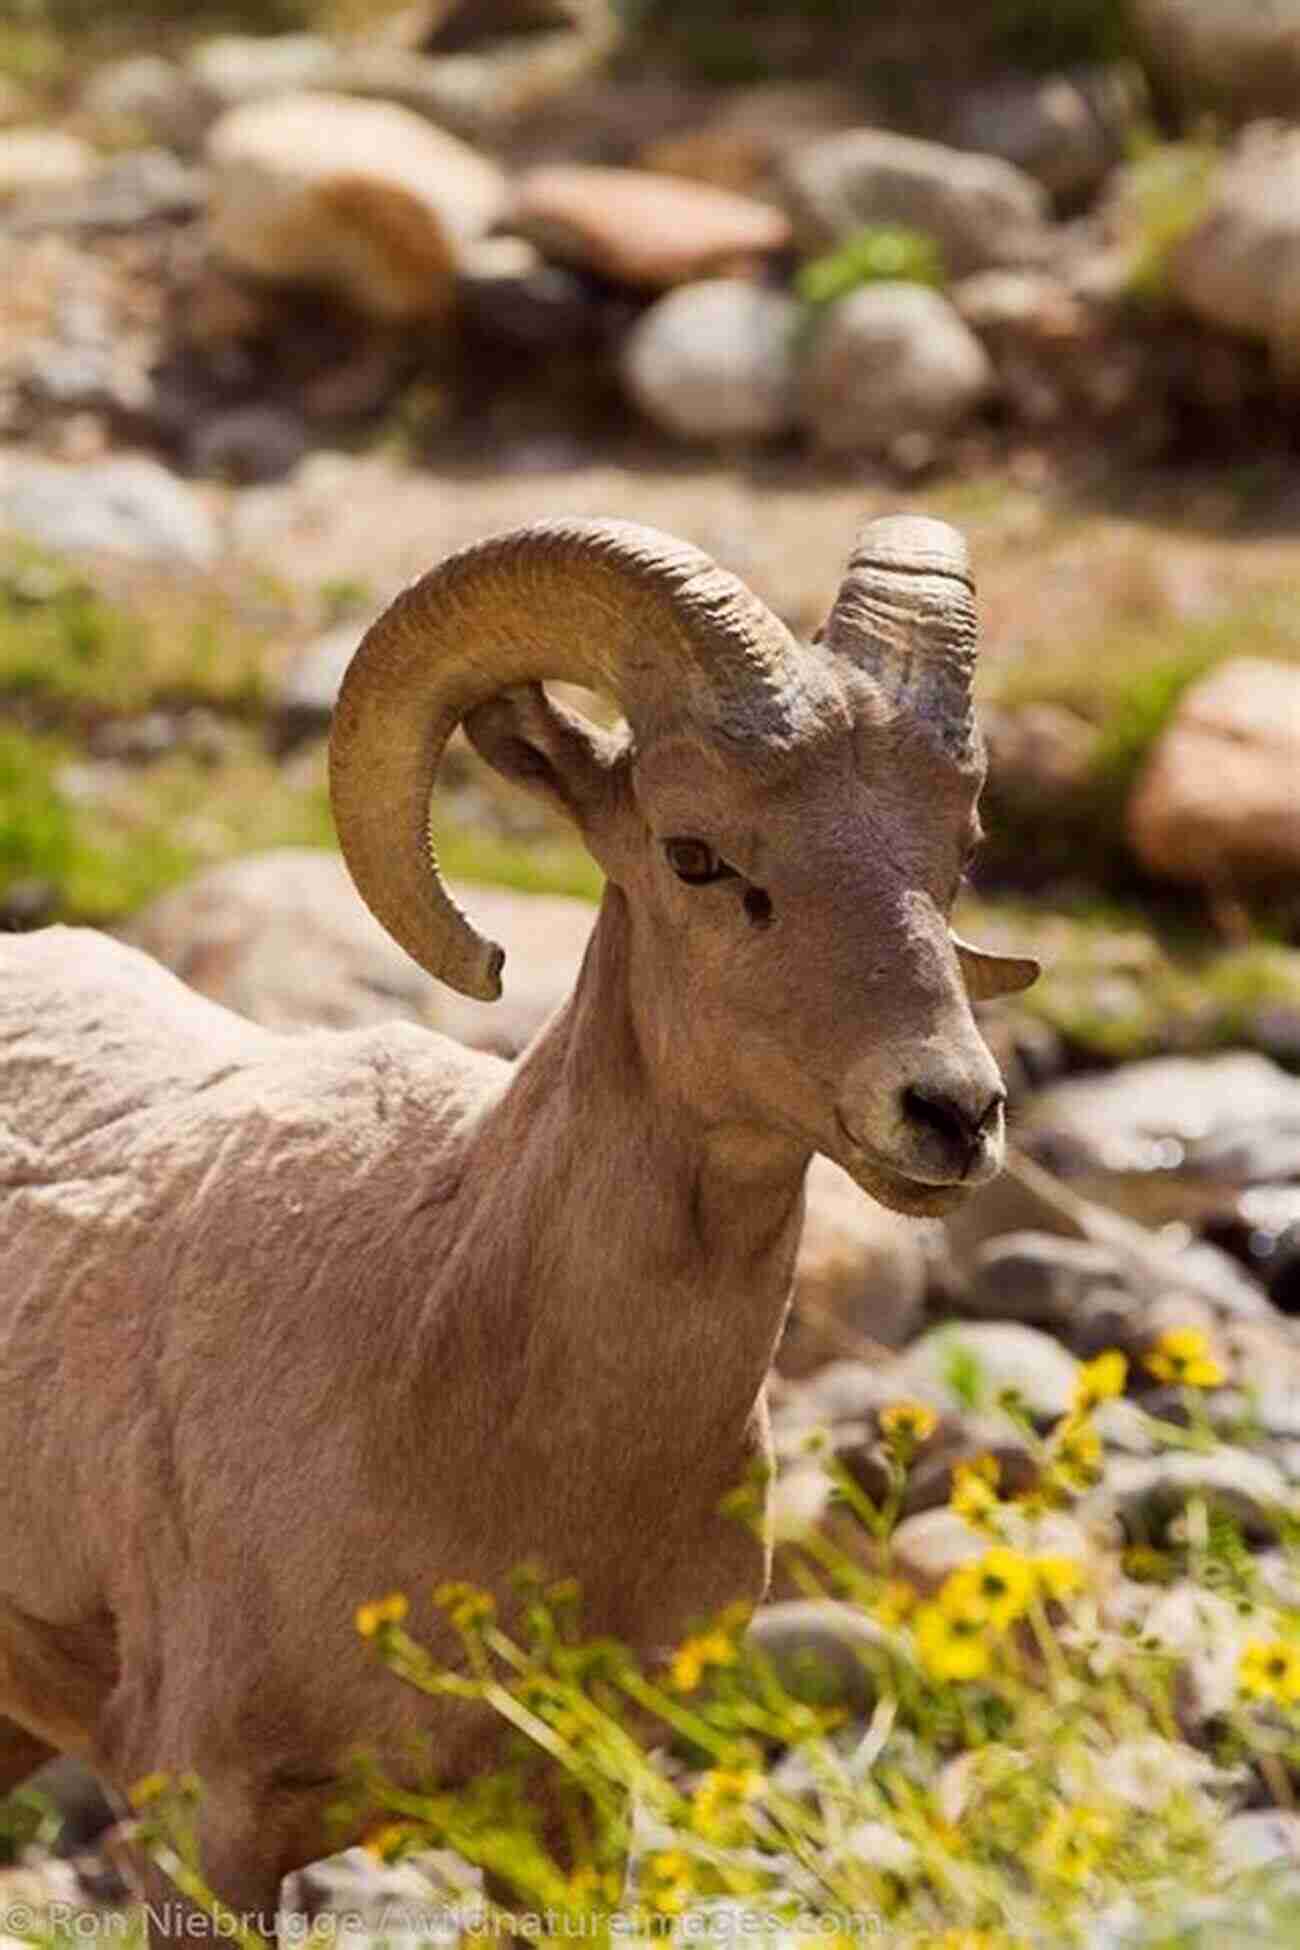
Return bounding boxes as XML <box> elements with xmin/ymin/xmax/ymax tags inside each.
<box><xmin>462</xmin><ymin>889</ymin><xmax>808</xmax><ymax>1493</ymax></box>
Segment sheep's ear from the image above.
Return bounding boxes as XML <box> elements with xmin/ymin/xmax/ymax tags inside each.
<box><xmin>953</xmin><ymin>932</ymin><xmax>1040</xmax><ymax>1001</ymax></box>
<box><xmin>464</xmin><ymin>683</ymin><xmax>623</xmax><ymax>828</ymax></box>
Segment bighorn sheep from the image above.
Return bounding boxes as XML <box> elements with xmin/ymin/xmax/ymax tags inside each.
<box><xmin>0</xmin><ymin>514</ymin><xmax>1035</xmax><ymax>1934</ymax></box>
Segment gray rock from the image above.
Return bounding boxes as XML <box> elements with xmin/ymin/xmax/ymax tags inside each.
<box><xmin>949</xmin><ymin>66</ymin><xmax>1137</xmax><ymax>205</ymax></box>
<box><xmin>80</xmin><ymin>55</ymin><xmax>210</xmax><ymax>153</ymax></box>
<box><xmin>189</xmin><ymin>405</ymin><xmax>309</xmax><ymax>486</ymax></box>
<box><xmin>621</xmin><ymin>279</ymin><xmax>799</xmax><ymax>443</ymax></box>
<box><xmin>746</xmin><ymin>1601</ymin><xmax>906</xmax><ymax>1715</ymax></box>
<box><xmin>121</xmin><ymin>847</ymin><xmax>594</xmax><ymax>1057</ymax></box>
<box><xmin>780</xmin><ymin>127</ymin><xmax>1049</xmax><ymax>276</ymax></box>
<box><xmin>1134</xmin><ymin>0</ymin><xmax>1300</xmax><ymax>123</ymax></box>
<box><xmin>894</xmin><ymin>1320</ymin><xmax>1081</xmax><ymax>1423</ymax></box>
<box><xmin>965</xmin><ymin>1230</ymin><xmax>1139</xmax><ymax>1349</ymax></box>
<box><xmin>1093</xmin><ymin>1735</ymin><xmax>1244</xmax><ymax>1811</ymax></box>
<box><xmin>1087</xmin><ymin>1448</ymin><xmax>1292</xmax><ymax>1542</ymax></box>
<box><xmin>1218</xmin><ymin>1811</ymin><xmax>1300</xmax><ymax>1876</ymax></box>
<box><xmin>1168</xmin><ymin>128</ymin><xmax>1300</xmax><ymax>376</ymax></box>
<box><xmin>188</xmin><ymin>33</ymin><xmax>339</xmax><ymax>111</ymax></box>
<box><xmin>799</xmin><ymin>282</ymin><xmax>992</xmax><ymax>455</ymax></box>
<box><xmin>1025</xmin><ymin>1050</ymin><xmax>1300</xmax><ymax>1182</ymax></box>
<box><xmin>0</xmin><ymin>454</ymin><xmax>218</xmax><ymax>567</ymax></box>
<box><xmin>272</xmin><ymin>618</ymin><xmax>371</xmax><ymax>753</ymax></box>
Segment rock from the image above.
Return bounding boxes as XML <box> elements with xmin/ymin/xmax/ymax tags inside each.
<box><xmin>1133</xmin><ymin>0</ymin><xmax>1300</xmax><ymax>124</ymax></box>
<box><xmin>1025</xmin><ymin>1050</ymin><xmax>1300</xmax><ymax>1185</ymax></box>
<box><xmin>1092</xmin><ymin>1735</ymin><xmax>1245</xmax><ymax>1812</ymax></box>
<box><xmin>458</xmin><ymin>234</ymin><xmax>596</xmax><ymax>352</ymax></box>
<box><xmin>780</xmin><ymin>128</ymin><xmax>1049</xmax><ymax>277</ymax></box>
<box><xmin>1088</xmin><ymin>1448</ymin><xmax>1291</xmax><ymax>1542</ymax></box>
<box><xmin>799</xmin><ymin>283</ymin><xmax>992</xmax><ymax>455</ymax></box>
<box><xmin>511</xmin><ymin>164</ymin><xmax>790</xmax><ymax>288</ymax></box>
<box><xmin>1128</xmin><ymin>658</ymin><xmax>1300</xmax><ymax>888</ymax></box>
<box><xmin>892</xmin><ymin>1504</ymin><xmax>1093</xmax><ymax>1594</ymax></box>
<box><xmin>893</xmin><ymin>1321</ymin><xmax>1080</xmax><ymax>1424</ymax></box>
<box><xmin>0</xmin><ymin>454</ymin><xmax>217</xmax><ymax>567</ymax></box>
<box><xmin>965</xmin><ymin>1232</ymin><xmax>1141</xmax><ymax>1354</ymax></box>
<box><xmin>949</xmin><ymin>66</ymin><xmax>1137</xmax><ymax>206</ymax></box>
<box><xmin>982</xmin><ymin>697</ymin><xmax>1099</xmax><ymax>796</ymax></box>
<box><xmin>189</xmin><ymin>405</ymin><xmax>309</xmax><ymax>485</ymax></box>
<box><xmin>206</xmin><ymin>92</ymin><xmax>508</xmax><ymax>322</ymax></box>
<box><xmin>0</xmin><ymin>130</ymin><xmax>97</xmax><ymax>206</ymax></box>
<box><xmin>949</xmin><ymin>1148</ymin><xmax>1272</xmax><ymax>1323</ymax></box>
<box><xmin>80</xmin><ymin>54</ymin><xmax>210</xmax><ymax>152</ymax></box>
<box><xmin>121</xmin><ymin>848</ymin><xmax>596</xmax><ymax>1057</ymax></box>
<box><xmin>745</xmin><ymin>1601</ymin><xmax>905</xmax><ymax>1714</ymax></box>
<box><xmin>639</xmin><ymin>82</ymin><xmax>862</xmax><ymax>197</ymax></box>
<box><xmin>778</xmin><ymin>1156</ymin><xmax>931</xmax><ymax>1377</ymax></box>
<box><xmin>1167</xmin><ymin>127</ymin><xmax>1300</xmax><ymax>376</ymax></box>
<box><xmin>1218</xmin><ymin>1811</ymin><xmax>1300</xmax><ymax>1876</ymax></box>
<box><xmin>188</xmin><ymin>33</ymin><xmax>339</xmax><ymax>111</ymax></box>
<box><xmin>621</xmin><ymin>279</ymin><xmax>799</xmax><ymax>442</ymax></box>
<box><xmin>273</xmin><ymin>619</ymin><xmax>373</xmax><ymax>754</ymax></box>
<box><xmin>1138</xmin><ymin>1582</ymin><xmax>1262</xmax><ymax>1732</ymax></box>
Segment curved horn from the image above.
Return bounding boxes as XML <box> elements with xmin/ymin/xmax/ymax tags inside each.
<box><xmin>329</xmin><ymin>518</ymin><xmax>805</xmax><ymax>1001</ymax></box>
<box><xmin>821</xmin><ymin>514</ymin><xmax>980</xmax><ymax>762</ymax></box>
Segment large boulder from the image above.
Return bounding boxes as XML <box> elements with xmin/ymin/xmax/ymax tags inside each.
<box><xmin>620</xmin><ymin>279</ymin><xmax>799</xmax><ymax>442</ymax></box>
<box><xmin>779</xmin><ymin>129</ymin><xmax>1049</xmax><ymax>278</ymax></box>
<box><xmin>1167</xmin><ymin>127</ymin><xmax>1300</xmax><ymax>373</ymax></box>
<box><xmin>205</xmin><ymin>91</ymin><xmax>508</xmax><ymax>321</ymax></box>
<box><xmin>1133</xmin><ymin>0</ymin><xmax>1300</xmax><ymax>123</ymax></box>
<box><xmin>121</xmin><ymin>848</ymin><xmax>592</xmax><ymax>1057</ymax></box>
<box><xmin>1128</xmin><ymin>659</ymin><xmax>1300</xmax><ymax>887</ymax></box>
<box><xmin>510</xmin><ymin>164</ymin><xmax>790</xmax><ymax>288</ymax></box>
<box><xmin>799</xmin><ymin>282</ymin><xmax>992</xmax><ymax>455</ymax></box>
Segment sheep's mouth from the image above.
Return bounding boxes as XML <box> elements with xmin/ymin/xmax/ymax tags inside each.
<box><xmin>833</xmin><ymin>1110</ymin><xmax>972</xmax><ymax>1219</ymax></box>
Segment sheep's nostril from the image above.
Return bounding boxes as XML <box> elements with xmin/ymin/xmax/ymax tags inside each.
<box><xmin>901</xmin><ymin>1085</ymin><xmax>1004</xmax><ymax>1153</ymax></box>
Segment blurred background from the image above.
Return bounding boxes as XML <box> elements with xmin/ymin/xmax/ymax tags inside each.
<box><xmin>1</xmin><ymin>0</ymin><xmax>1300</xmax><ymax>1303</ymax></box>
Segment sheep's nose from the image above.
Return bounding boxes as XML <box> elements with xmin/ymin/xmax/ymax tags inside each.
<box><xmin>901</xmin><ymin>1081</ymin><xmax>1005</xmax><ymax>1171</ymax></box>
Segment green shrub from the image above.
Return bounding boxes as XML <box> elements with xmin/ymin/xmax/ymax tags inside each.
<box><xmin>0</xmin><ymin>726</ymin><xmax>75</xmax><ymax>896</ymax></box>
<box><xmin>796</xmin><ymin>226</ymin><xmax>946</xmax><ymax>314</ymax></box>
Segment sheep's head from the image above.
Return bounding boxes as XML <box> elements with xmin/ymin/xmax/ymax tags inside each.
<box><xmin>329</xmin><ymin>516</ymin><xmax>1037</xmax><ymax>1216</ymax></box>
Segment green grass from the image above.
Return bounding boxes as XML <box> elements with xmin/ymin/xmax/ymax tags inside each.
<box><xmin>796</xmin><ymin>225</ymin><xmax>945</xmax><ymax>314</ymax></box>
<box><xmin>0</xmin><ymin>546</ymin><xmax>270</xmax><ymax>722</ymax></box>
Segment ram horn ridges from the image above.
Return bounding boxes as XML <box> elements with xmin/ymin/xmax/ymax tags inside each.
<box><xmin>329</xmin><ymin>518</ymin><xmax>805</xmax><ymax>1000</ymax></box>
<box><xmin>820</xmin><ymin>514</ymin><xmax>979</xmax><ymax>762</ymax></box>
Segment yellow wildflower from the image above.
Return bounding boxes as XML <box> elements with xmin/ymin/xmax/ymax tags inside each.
<box><xmin>950</xmin><ymin>1455</ymin><xmax>1001</xmax><ymax>1527</ymax></box>
<box><xmin>875</xmin><ymin>1577</ymin><xmax>919</xmax><ymax>1626</ymax></box>
<box><xmin>1034</xmin><ymin>1554</ymin><xmax>1086</xmax><ymax>1603</ymax></box>
<box><xmin>644</xmin><ymin>1849</ymin><xmax>694</xmax><ymax>1916</ymax></box>
<box><xmin>1239</xmin><ymin>1639</ymin><xmax>1300</xmax><ymax>1706</ymax></box>
<box><xmin>1075</xmin><ymin>1350</ymin><xmax>1127</xmax><ymax>1411</ymax></box>
<box><xmin>355</xmin><ymin>1592</ymin><xmax>409</xmax><ymax>1639</ymax></box>
<box><xmin>670</xmin><ymin>1626</ymin><xmax>737</xmax><ymax>1692</ymax></box>
<box><xmin>915</xmin><ymin>1589</ymin><xmax>994</xmax><ymax>1683</ymax></box>
<box><xmin>1144</xmin><ymin>1327</ymin><xmax>1224</xmax><ymax>1389</ymax></box>
<box><xmin>567</xmin><ymin>1866</ymin><xmax>621</xmax><ymax>1908</ymax></box>
<box><xmin>128</xmin><ymin>1772</ymin><xmax>170</xmax><ymax>1810</ymax></box>
<box><xmin>1032</xmin><ymin>1804</ymin><xmax>1113</xmax><ymax>1885</ymax></box>
<box><xmin>881</xmin><ymin>1398</ymin><xmax>939</xmax><ymax>1448</ymax></box>
<box><xmin>690</xmin><ymin>1765</ymin><xmax>764</xmax><ymax>1841</ymax></box>
<box><xmin>1051</xmin><ymin>1412</ymin><xmax>1103</xmax><ymax>1491</ymax></box>
<box><xmin>944</xmin><ymin>1547</ymin><xmax>1035</xmax><ymax>1630</ymax></box>
<box><xmin>364</xmin><ymin>1823</ymin><xmax>415</xmax><ymax>1862</ymax></box>
<box><xmin>433</xmin><ymin>1581</ymin><xmax>495</xmax><ymax>1632</ymax></box>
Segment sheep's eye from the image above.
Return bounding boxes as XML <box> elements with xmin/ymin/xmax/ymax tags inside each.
<box><xmin>664</xmin><ymin>838</ymin><xmax>732</xmax><ymax>884</ymax></box>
